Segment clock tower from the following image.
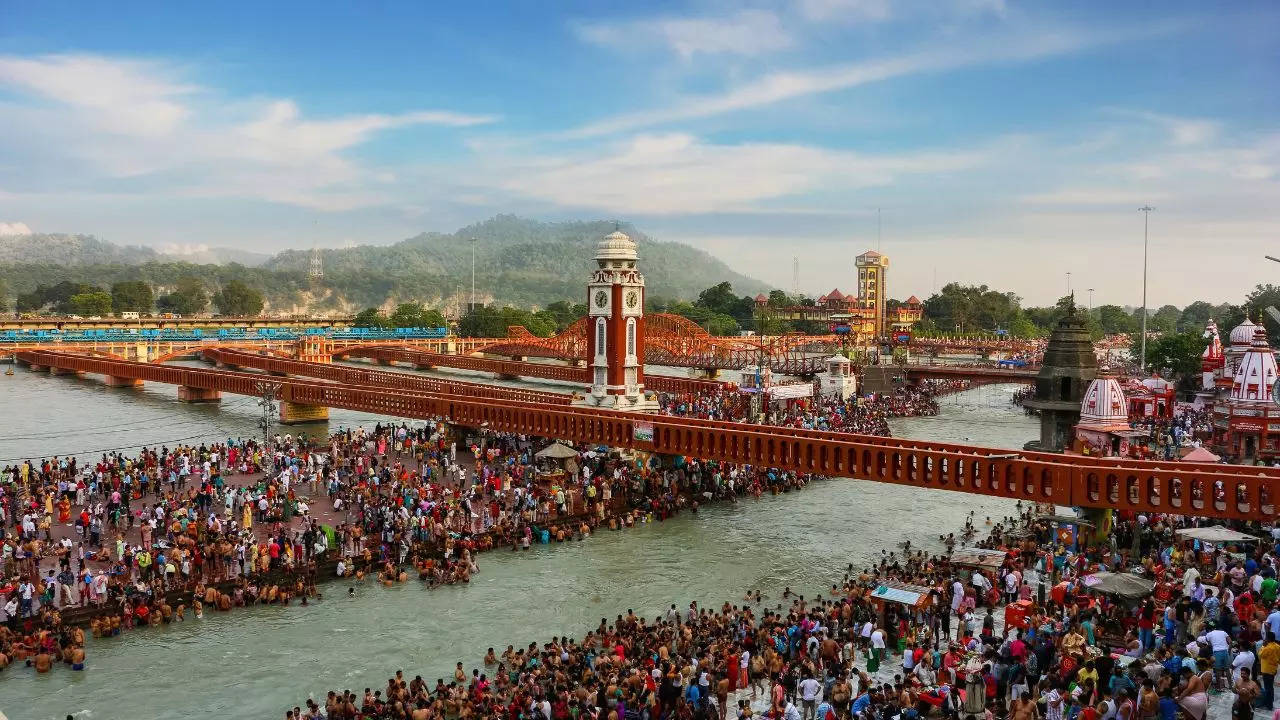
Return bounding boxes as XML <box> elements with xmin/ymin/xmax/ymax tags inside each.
<box><xmin>575</xmin><ymin>229</ymin><xmax>658</xmax><ymax>412</ymax></box>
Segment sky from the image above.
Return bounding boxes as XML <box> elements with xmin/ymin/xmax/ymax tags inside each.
<box><xmin>0</xmin><ymin>1</ymin><xmax>1277</xmax><ymax>307</ymax></box>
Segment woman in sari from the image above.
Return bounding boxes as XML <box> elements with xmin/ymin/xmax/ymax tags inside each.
<box><xmin>57</xmin><ymin>496</ymin><xmax>71</xmax><ymax>524</ymax></box>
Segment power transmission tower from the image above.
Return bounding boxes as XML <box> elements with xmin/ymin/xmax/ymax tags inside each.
<box><xmin>1138</xmin><ymin>206</ymin><xmax>1155</xmax><ymax>373</ymax></box>
<box><xmin>256</xmin><ymin>380</ymin><xmax>280</xmax><ymax>450</ymax></box>
<box><xmin>309</xmin><ymin>246</ymin><xmax>324</xmax><ymax>280</ymax></box>
<box><xmin>792</xmin><ymin>257</ymin><xmax>799</xmax><ymax>299</ymax></box>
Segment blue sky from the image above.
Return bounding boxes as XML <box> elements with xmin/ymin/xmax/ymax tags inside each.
<box><xmin>0</xmin><ymin>0</ymin><xmax>1277</xmax><ymax>306</ymax></box>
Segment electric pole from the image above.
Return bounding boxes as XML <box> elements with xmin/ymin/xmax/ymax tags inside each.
<box><xmin>256</xmin><ymin>380</ymin><xmax>280</xmax><ymax>450</ymax></box>
<box><xmin>470</xmin><ymin>237</ymin><xmax>477</xmax><ymax>313</ymax></box>
<box><xmin>1138</xmin><ymin>206</ymin><xmax>1155</xmax><ymax>373</ymax></box>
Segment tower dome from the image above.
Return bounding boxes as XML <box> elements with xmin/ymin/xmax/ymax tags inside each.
<box><xmin>1230</xmin><ymin>317</ymin><xmax>1258</xmax><ymax>346</ymax></box>
<box><xmin>595</xmin><ymin>230</ymin><xmax>638</xmax><ymax>263</ymax></box>
<box><xmin>1230</xmin><ymin>325</ymin><xmax>1278</xmax><ymax>404</ymax></box>
<box><xmin>1080</xmin><ymin>372</ymin><xmax>1128</xmax><ymax>426</ymax></box>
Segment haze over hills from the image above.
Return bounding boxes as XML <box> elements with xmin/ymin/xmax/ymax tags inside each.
<box><xmin>0</xmin><ymin>233</ymin><xmax>270</xmax><ymax>267</ymax></box>
<box><xmin>0</xmin><ymin>216</ymin><xmax>770</xmax><ymax>313</ymax></box>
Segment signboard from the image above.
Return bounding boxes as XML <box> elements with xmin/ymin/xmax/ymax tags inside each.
<box><xmin>633</xmin><ymin>421</ymin><xmax>654</xmax><ymax>443</ymax></box>
<box><xmin>894</xmin><ymin>333</ymin><xmax>911</xmax><ymax>344</ymax></box>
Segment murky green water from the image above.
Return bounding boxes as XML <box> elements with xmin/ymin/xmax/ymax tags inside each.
<box><xmin>0</xmin><ymin>368</ymin><xmax>1037</xmax><ymax>720</ymax></box>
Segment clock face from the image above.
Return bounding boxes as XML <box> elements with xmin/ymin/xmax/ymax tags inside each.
<box><xmin>626</xmin><ymin>290</ymin><xmax>639</xmax><ymax>309</ymax></box>
<box><xmin>594</xmin><ymin>290</ymin><xmax>608</xmax><ymax>308</ymax></box>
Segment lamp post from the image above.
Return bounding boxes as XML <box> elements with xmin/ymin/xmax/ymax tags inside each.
<box><xmin>1087</xmin><ymin>288</ymin><xmax>1094</xmax><ymax>313</ymax></box>
<box><xmin>1138</xmin><ymin>206</ymin><xmax>1155</xmax><ymax>373</ymax></box>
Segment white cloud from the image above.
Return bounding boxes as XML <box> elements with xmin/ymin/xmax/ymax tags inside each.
<box><xmin>1019</xmin><ymin>189</ymin><xmax>1168</xmax><ymax>206</ymax></box>
<box><xmin>565</xmin><ymin>26</ymin><xmax>1103</xmax><ymax>138</ymax></box>
<box><xmin>575</xmin><ymin>9</ymin><xmax>792</xmax><ymax>58</ymax></box>
<box><xmin>797</xmin><ymin>0</ymin><xmax>892</xmax><ymax>23</ymax></box>
<box><xmin>159</xmin><ymin>242</ymin><xmax>210</xmax><ymax>255</ymax></box>
<box><xmin>0</xmin><ymin>54</ymin><xmax>194</xmax><ymax>137</ymax></box>
<box><xmin>495</xmin><ymin>133</ymin><xmax>991</xmax><ymax>214</ymax></box>
<box><xmin>0</xmin><ymin>221</ymin><xmax>32</xmax><ymax>235</ymax></box>
<box><xmin>1104</xmin><ymin>108</ymin><xmax>1219</xmax><ymax>147</ymax></box>
<box><xmin>0</xmin><ymin>54</ymin><xmax>498</xmax><ymax>211</ymax></box>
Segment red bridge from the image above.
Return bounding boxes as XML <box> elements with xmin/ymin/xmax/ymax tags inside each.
<box><xmin>18</xmin><ymin>348</ymin><xmax>1280</xmax><ymax>521</ymax></box>
<box><xmin>333</xmin><ymin>345</ymin><xmax>728</xmax><ymax>395</ymax></box>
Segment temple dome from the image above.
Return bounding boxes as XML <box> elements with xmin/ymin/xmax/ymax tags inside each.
<box><xmin>1230</xmin><ymin>325</ymin><xmax>1278</xmax><ymax>404</ymax></box>
<box><xmin>1230</xmin><ymin>318</ymin><xmax>1258</xmax><ymax>346</ymax></box>
<box><xmin>1080</xmin><ymin>373</ymin><xmax>1128</xmax><ymax>425</ymax></box>
<box><xmin>595</xmin><ymin>230</ymin><xmax>638</xmax><ymax>262</ymax></box>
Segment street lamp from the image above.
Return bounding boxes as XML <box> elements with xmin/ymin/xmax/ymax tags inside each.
<box><xmin>1138</xmin><ymin>206</ymin><xmax>1155</xmax><ymax>373</ymax></box>
<box><xmin>1087</xmin><ymin>288</ymin><xmax>1094</xmax><ymax>313</ymax></box>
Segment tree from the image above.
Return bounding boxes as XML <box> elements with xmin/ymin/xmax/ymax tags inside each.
<box><xmin>1179</xmin><ymin>301</ymin><xmax>1215</xmax><ymax>332</ymax></box>
<box><xmin>0</xmin><ymin>278</ymin><xmax>7</xmax><ymax>312</ymax></box>
<box><xmin>1150</xmin><ymin>305</ymin><xmax>1182</xmax><ymax>334</ymax></box>
<box><xmin>156</xmin><ymin>276</ymin><xmax>208</xmax><ymax>315</ymax></box>
<box><xmin>697</xmin><ymin>282</ymin><xmax>739</xmax><ymax>315</ymax></box>
<box><xmin>1136</xmin><ymin>331</ymin><xmax>1207</xmax><ymax>387</ymax></box>
<box><xmin>1095</xmin><ymin>305</ymin><xmax>1136</xmax><ymax>335</ymax></box>
<box><xmin>1245</xmin><ymin>284</ymin><xmax>1280</xmax><ymax>340</ymax></box>
<box><xmin>542</xmin><ymin>300</ymin><xmax>586</xmax><ymax>332</ymax></box>
<box><xmin>67</xmin><ymin>291</ymin><xmax>112</xmax><ymax>316</ymax></box>
<box><xmin>353</xmin><ymin>308</ymin><xmax>392</xmax><ymax>328</ymax></box>
<box><xmin>211</xmin><ymin>279</ymin><xmax>265</xmax><ymax>316</ymax></box>
<box><xmin>386</xmin><ymin>302</ymin><xmax>446</xmax><ymax>328</ymax></box>
<box><xmin>111</xmin><ymin>281</ymin><xmax>154</xmax><ymax>314</ymax></box>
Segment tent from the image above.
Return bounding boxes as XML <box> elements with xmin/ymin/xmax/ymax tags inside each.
<box><xmin>1081</xmin><ymin>571</ymin><xmax>1155</xmax><ymax>600</ymax></box>
<box><xmin>1174</xmin><ymin>525</ymin><xmax>1261</xmax><ymax>544</ymax></box>
<box><xmin>1180</xmin><ymin>446</ymin><xmax>1221</xmax><ymax>463</ymax></box>
<box><xmin>535</xmin><ymin>443</ymin><xmax>579</xmax><ymax>460</ymax></box>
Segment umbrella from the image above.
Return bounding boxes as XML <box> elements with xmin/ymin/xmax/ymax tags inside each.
<box><xmin>1081</xmin><ymin>571</ymin><xmax>1155</xmax><ymax>600</ymax></box>
<box><xmin>535</xmin><ymin>443</ymin><xmax>579</xmax><ymax>459</ymax></box>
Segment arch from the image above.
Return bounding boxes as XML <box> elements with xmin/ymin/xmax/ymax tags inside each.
<box><xmin>1040</xmin><ymin>468</ymin><xmax>1053</xmax><ymax>498</ymax></box>
<box><xmin>1169</xmin><ymin>477</ymin><xmax>1183</xmax><ymax>508</ymax></box>
<box><xmin>1086</xmin><ymin>473</ymin><xmax>1100</xmax><ymax>502</ymax></box>
<box><xmin>1106</xmin><ymin>474</ymin><xmax>1119</xmax><ymax>504</ymax></box>
<box><xmin>595</xmin><ymin>318</ymin><xmax>607</xmax><ymax>358</ymax></box>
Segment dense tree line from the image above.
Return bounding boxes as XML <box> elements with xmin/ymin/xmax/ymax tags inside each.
<box><xmin>10</xmin><ymin>276</ymin><xmax>263</xmax><ymax>317</ymax></box>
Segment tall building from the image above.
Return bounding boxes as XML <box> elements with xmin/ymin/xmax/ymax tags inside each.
<box><xmin>856</xmin><ymin>250</ymin><xmax>889</xmax><ymax>339</ymax></box>
<box><xmin>574</xmin><ymin>230</ymin><xmax>658</xmax><ymax>412</ymax></box>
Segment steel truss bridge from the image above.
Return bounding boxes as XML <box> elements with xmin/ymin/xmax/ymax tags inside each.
<box><xmin>17</xmin><ymin>348</ymin><xmax>1279</xmax><ymax>521</ymax></box>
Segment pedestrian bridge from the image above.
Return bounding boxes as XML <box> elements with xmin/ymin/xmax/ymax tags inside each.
<box><xmin>17</xmin><ymin>348</ymin><xmax>1280</xmax><ymax>522</ymax></box>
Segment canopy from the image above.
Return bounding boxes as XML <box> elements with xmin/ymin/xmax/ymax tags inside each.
<box><xmin>1175</xmin><ymin>525</ymin><xmax>1261</xmax><ymax>544</ymax></box>
<box><xmin>870</xmin><ymin>581</ymin><xmax>934</xmax><ymax>608</ymax></box>
<box><xmin>535</xmin><ymin>442</ymin><xmax>579</xmax><ymax>460</ymax></box>
<box><xmin>1081</xmin><ymin>572</ymin><xmax>1155</xmax><ymax>599</ymax></box>
<box><xmin>1180</xmin><ymin>446</ymin><xmax>1221</xmax><ymax>463</ymax></box>
<box><xmin>951</xmin><ymin>547</ymin><xmax>1008</xmax><ymax>571</ymax></box>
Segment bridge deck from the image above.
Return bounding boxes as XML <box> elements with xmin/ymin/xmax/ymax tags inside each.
<box><xmin>18</xmin><ymin>349</ymin><xmax>1279</xmax><ymax>521</ymax></box>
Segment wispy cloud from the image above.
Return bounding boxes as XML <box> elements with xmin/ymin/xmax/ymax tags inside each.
<box><xmin>494</xmin><ymin>133</ymin><xmax>993</xmax><ymax>214</ymax></box>
<box><xmin>573</xmin><ymin>9</ymin><xmax>792</xmax><ymax>58</ymax></box>
<box><xmin>564</xmin><ymin>24</ymin><xmax>1113</xmax><ymax>138</ymax></box>
<box><xmin>1103</xmin><ymin>108</ymin><xmax>1219</xmax><ymax>146</ymax></box>
<box><xmin>0</xmin><ymin>54</ymin><xmax>498</xmax><ymax>211</ymax></box>
<box><xmin>0</xmin><ymin>221</ymin><xmax>32</xmax><ymax>235</ymax></box>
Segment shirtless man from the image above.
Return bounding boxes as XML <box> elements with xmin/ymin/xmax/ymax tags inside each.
<box><xmin>33</xmin><ymin>650</ymin><xmax>53</xmax><ymax>673</ymax></box>
<box><xmin>1010</xmin><ymin>694</ymin><xmax>1038</xmax><ymax>720</ymax></box>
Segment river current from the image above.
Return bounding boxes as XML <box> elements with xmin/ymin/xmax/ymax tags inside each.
<box><xmin>0</xmin><ymin>367</ymin><xmax>1037</xmax><ymax>720</ymax></box>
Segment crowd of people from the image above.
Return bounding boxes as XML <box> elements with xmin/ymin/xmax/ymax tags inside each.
<box><xmin>659</xmin><ymin>381</ymin><xmax>965</xmax><ymax>437</ymax></box>
<box><xmin>0</xmin><ymin>391</ymin><xmax>831</xmax><ymax>676</ymax></box>
<box><xmin>284</xmin><ymin>505</ymin><xmax>1280</xmax><ymax>720</ymax></box>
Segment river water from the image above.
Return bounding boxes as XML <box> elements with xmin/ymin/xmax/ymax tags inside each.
<box><xmin>1</xmin><ymin>368</ymin><xmax>1037</xmax><ymax>720</ymax></box>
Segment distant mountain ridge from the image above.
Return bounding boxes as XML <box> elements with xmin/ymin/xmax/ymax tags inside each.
<box><xmin>0</xmin><ymin>216</ymin><xmax>770</xmax><ymax>312</ymax></box>
<box><xmin>0</xmin><ymin>233</ymin><xmax>270</xmax><ymax>267</ymax></box>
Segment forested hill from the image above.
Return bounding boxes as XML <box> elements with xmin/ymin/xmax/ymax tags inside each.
<box><xmin>264</xmin><ymin>215</ymin><xmax>769</xmax><ymax>307</ymax></box>
<box><xmin>0</xmin><ymin>233</ymin><xmax>160</xmax><ymax>265</ymax></box>
<box><xmin>0</xmin><ymin>216</ymin><xmax>770</xmax><ymax>313</ymax></box>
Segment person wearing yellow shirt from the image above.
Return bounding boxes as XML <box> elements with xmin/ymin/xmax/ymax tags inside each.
<box><xmin>1259</xmin><ymin>633</ymin><xmax>1280</xmax><ymax>710</ymax></box>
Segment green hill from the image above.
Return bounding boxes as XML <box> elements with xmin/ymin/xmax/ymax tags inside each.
<box><xmin>0</xmin><ymin>216</ymin><xmax>770</xmax><ymax>313</ymax></box>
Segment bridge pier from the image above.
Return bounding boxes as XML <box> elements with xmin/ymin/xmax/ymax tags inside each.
<box><xmin>105</xmin><ymin>375</ymin><xmax>143</xmax><ymax>388</ymax></box>
<box><xmin>279</xmin><ymin>401</ymin><xmax>329</xmax><ymax>424</ymax></box>
<box><xmin>26</xmin><ymin>364</ymin><xmax>48</xmax><ymax>372</ymax></box>
<box><xmin>49</xmin><ymin>367</ymin><xmax>83</xmax><ymax>377</ymax></box>
<box><xmin>178</xmin><ymin>386</ymin><xmax>222</xmax><ymax>403</ymax></box>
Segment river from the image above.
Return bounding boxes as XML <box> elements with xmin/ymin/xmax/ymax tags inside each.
<box><xmin>1</xmin><ymin>368</ymin><xmax>1037</xmax><ymax>720</ymax></box>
